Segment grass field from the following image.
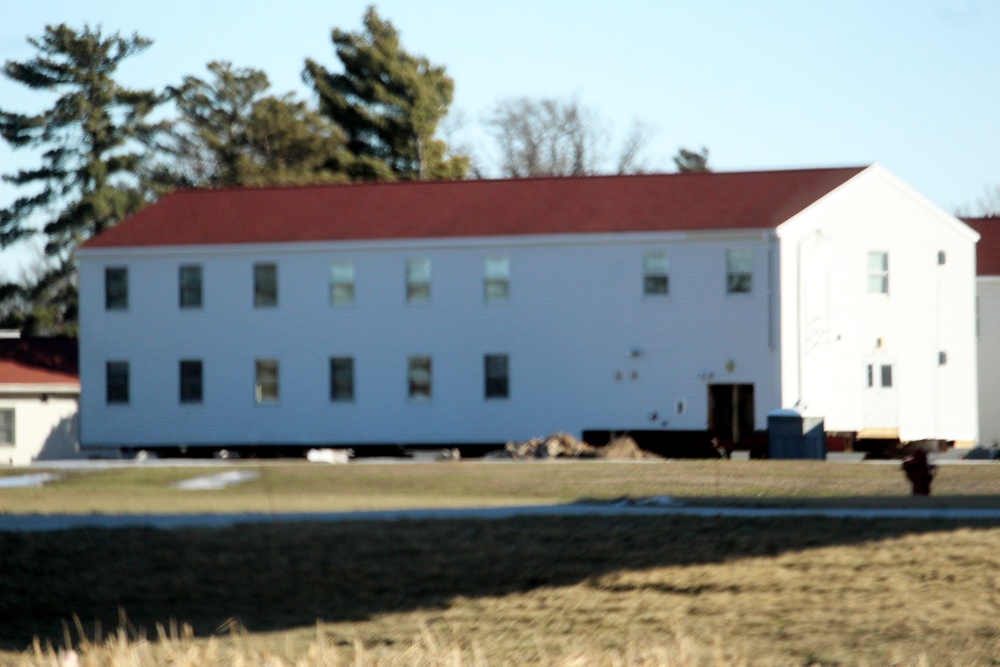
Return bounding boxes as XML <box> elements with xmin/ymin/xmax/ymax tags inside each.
<box><xmin>1</xmin><ymin>459</ymin><xmax>999</xmax><ymax>514</ymax></box>
<box><xmin>2</xmin><ymin>460</ymin><xmax>999</xmax><ymax>666</ymax></box>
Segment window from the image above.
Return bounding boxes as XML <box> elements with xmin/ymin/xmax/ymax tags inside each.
<box><xmin>938</xmin><ymin>351</ymin><xmax>948</xmax><ymax>366</ymax></box>
<box><xmin>408</xmin><ymin>355</ymin><xmax>432</xmax><ymax>399</ymax></box>
<box><xmin>937</xmin><ymin>250</ymin><xmax>947</xmax><ymax>266</ymax></box>
<box><xmin>643</xmin><ymin>252</ymin><xmax>669</xmax><ymax>296</ymax></box>
<box><xmin>179</xmin><ymin>360</ymin><xmax>203</xmax><ymax>404</ymax></box>
<box><xmin>329</xmin><ymin>260</ymin><xmax>355</xmax><ymax>306</ymax></box>
<box><xmin>484</xmin><ymin>354</ymin><xmax>509</xmax><ymax>399</ymax></box>
<box><xmin>406</xmin><ymin>258</ymin><xmax>431</xmax><ymax>304</ymax></box>
<box><xmin>0</xmin><ymin>409</ymin><xmax>13</xmax><ymax>446</ymax></box>
<box><xmin>254</xmin><ymin>263</ymin><xmax>277</xmax><ymax>307</ymax></box>
<box><xmin>330</xmin><ymin>357</ymin><xmax>355</xmax><ymax>402</ymax></box>
<box><xmin>868</xmin><ymin>252</ymin><xmax>889</xmax><ymax>295</ymax></box>
<box><xmin>866</xmin><ymin>363</ymin><xmax>893</xmax><ymax>388</ymax></box>
<box><xmin>484</xmin><ymin>256</ymin><xmax>510</xmax><ymax>303</ymax></box>
<box><xmin>725</xmin><ymin>250</ymin><xmax>753</xmax><ymax>294</ymax></box>
<box><xmin>105</xmin><ymin>267</ymin><xmax>128</xmax><ymax>310</ymax></box>
<box><xmin>255</xmin><ymin>359</ymin><xmax>279</xmax><ymax>402</ymax></box>
<box><xmin>106</xmin><ymin>361</ymin><xmax>130</xmax><ymax>404</ymax></box>
<box><xmin>179</xmin><ymin>265</ymin><xmax>202</xmax><ymax>309</ymax></box>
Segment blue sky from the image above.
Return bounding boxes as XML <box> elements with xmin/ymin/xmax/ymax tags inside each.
<box><xmin>1</xmin><ymin>0</ymin><xmax>998</xmax><ymax>273</ymax></box>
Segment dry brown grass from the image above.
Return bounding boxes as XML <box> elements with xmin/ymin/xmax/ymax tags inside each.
<box><xmin>16</xmin><ymin>620</ymin><xmax>750</xmax><ymax>667</ymax></box>
<box><xmin>2</xmin><ymin>515</ymin><xmax>999</xmax><ymax>666</ymax></box>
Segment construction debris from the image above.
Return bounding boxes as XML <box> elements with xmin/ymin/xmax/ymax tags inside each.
<box><xmin>498</xmin><ymin>433</ymin><xmax>660</xmax><ymax>460</ymax></box>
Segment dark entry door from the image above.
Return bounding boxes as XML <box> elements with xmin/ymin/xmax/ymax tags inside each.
<box><xmin>708</xmin><ymin>384</ymin><xmax>755</xmax><ymax>448</ymax></box>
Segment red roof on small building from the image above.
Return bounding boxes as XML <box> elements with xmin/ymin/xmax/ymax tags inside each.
<box><xmin>82</xmin><ymin>167</ymin><xmax>868</xmax><ymax>249</ymax></box>
<box><xmin>0</xmin><ymin>336</ymin><xmax>79</xmax><ymax>387</ymax></box>
<box><xmin>963</xmin><ymin>217</ymin><xmax>1000</xmax><ymax>276</ymax></box>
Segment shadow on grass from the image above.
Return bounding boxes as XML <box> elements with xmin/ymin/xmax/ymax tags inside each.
<box><xmin>674</xmin><ymin>493</ymin><xmax>1000</xmax><ymax>509</ymax></box>
<box><xmin>1</xmin><ymin>510</ymin><xmax>999</xmax><ymax>650</ymax></box>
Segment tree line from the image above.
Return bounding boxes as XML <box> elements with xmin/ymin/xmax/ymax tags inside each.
<box><xmin>0</xmin><ymin>7</ymin><xmax>711</xmax><ymax>335</ymax></box>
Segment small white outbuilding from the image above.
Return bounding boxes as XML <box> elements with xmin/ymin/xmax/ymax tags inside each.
<box><xmin>76</xmin><ymin>164</ymin><xmax>979</xmax><ymax>455</ymax></box>
<box><xmin>0</xmin><ymin>333</ymin><xmax>80</xmax><ymax>465</ymax></box>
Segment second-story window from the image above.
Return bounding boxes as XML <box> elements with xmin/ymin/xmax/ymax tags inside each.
<box><xmin>254</xmin><ymin>263</ymin><xmax>277</xmax><ymax>307</ymax></box>
<box><xmin>726</xmin><ymin>249</ymin><xmax>753</xmax><ymax>295</ymax></box>
<box><xmin>643</xmin><ymin>252</ymin><xmax>669</xmax><ymax>296</ymax></box>
<box><xmin>105</xmin><ymin>267</ymin><xmax>128</xmax><ymax>310</ymax></box>
<box><xmin>179</xmin><ymin>265</ymin><xmax>202</xmax><ymax>309</ymax></box>
<box><xmin>484</xmin><ymin>256</ymin><xmax>510</xmax><ymax>303</ymax></box>
<box><xmin>330</xmin><ymin>260</ymin><xmax>355</xmax><ymax>306</ymax></box>
<box><xmin>868</xmin><ymin>251</ymin><xmax>889</xmax><ymax>295</ymax></box>
<box><xmin>406</xmin><ymin>258</ymin><xmax>431</xmax><ymax>304</ymax></box>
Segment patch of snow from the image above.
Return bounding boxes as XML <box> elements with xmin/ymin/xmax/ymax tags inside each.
<box><xmin>174</xmin><ymin>471</ymin><xmax>259</xmax><ymax>491</ymax></box>
<box><xmin>0</xmin><ymin>473</ymin><xmax>58</xmax><ymax>488</ymax></box>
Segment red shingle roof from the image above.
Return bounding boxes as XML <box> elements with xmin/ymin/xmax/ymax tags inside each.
<box><xmin>82</xmin><ymin>167</ymin><xmax>868</xmax><ymax>249</ymax></box>
<box><xmin>962</xmin><ymin>217</ymin><xmax>1000</xmax><ymax>276</ymax></box>
<box><xmin>0</xmin><ymin>337</ymin><xmax>79</xmax><ymax>387</ymax></box>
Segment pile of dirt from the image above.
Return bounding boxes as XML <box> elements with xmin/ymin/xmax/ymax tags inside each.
<box><xmin>598</xmin><ymin>435</ymin><xmax>661</xmax><ymax>460</ymax></box>
<box><xmin>498</xmin><ymin>433</ymin><xmax>660</xmax><ymax>460</ymax></box>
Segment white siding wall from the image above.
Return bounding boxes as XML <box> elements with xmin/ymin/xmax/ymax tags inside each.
<box><xmin>78</xmin><ymin>232</ymin><xmax>779</xmax><ymax>448</ymax></box>
<box><xmin>977</xmin><ymin>278</ymin><xmax>1000</xmax><ymax>446</ymax></box>
<box><xmin>0</xmin><ymin>393</ymin><xmax>79</xmax><ymax>465</ymax></box>
<box><xmin>777</xmin><ymin>166</ymin><xmax>978</xmax><ymax>444</ymax></box>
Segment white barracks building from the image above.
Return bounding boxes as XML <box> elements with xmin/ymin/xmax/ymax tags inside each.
<box><xmin>77</xmin><ymin>165</ymin><xmax>980</xmax><ymax>455</ymax></box>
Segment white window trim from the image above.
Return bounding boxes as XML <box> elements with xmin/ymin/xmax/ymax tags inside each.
<box><xmin>329</xmin><ymin>260</ymin><xmax>356</xmax><ymax>307</ymax></box>
<box><xmin>0</xmin><ymin>408</ymin><xmax>14</xmax><ymax>446</ymax></box>
<box><xmin>642</xmin><ymin>251</ymin><xmax>670</xmax><ymax>298</ymax></box>
<box><xmin>484</xmin><ymin>256</ymin><xmax>510</xmax><ymax>304</ymax></box>
<box><xmin>484</xmin><ymin>353</ymin><xmax>510</xmax><ymax>400</ymax></box>
<box><xmin>105</xmin><ymin>266</ymin><xmax>129</xmax><ymax>311</ymax></box>
<box><xmin>179</xmin><ymin>264</ymin><xmax>203</xmax><ymax>310</ymax></box>
<box><xmin>406</xmin><ymin>258</ymin><xmax>432</xmax><ymax>305</ymax></box>
<box><xmin>867</xmin><ymin>251</ymin><xmax>889</xmax><ymax>297</ymax></box>
<box><xmin>330</xmin><ymin>356</ymin><xmax>356</xmax><ymax>402</ymax></box>
<box><xmin>106</xmin><ymin>360</ymin><xmax>130</xmax><ymax>405</ymax></box>
<box><xmin>254</xmin><ymin>359</ymin><xmax>280</xmax><ymax>404</ymax></box>
<box><xmin>253</xmin><ymin>263</ymin><xmax>279</xmax><ymax>308</ymax></box>
<box><xmin>407</xmin><ymin>355</ymin><xmax>433</xmax><ymax>401</ymax></box>
<box><xmin>725</xmin><ymin>249</ymin><xmax>753</xmax><ymax>296</ymax></box>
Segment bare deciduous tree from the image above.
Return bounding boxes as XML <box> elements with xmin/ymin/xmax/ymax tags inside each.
<box><xmin>956</xmin><ymin>184</ymin><xmax>1000</xmax><ymax>219</ymax></box>
<box><xmin>486</xmin><ymin>97</ymin><xmax>654</xmax><ymax>178</ymax></box>
<box><xmin>975</xmin><ymin>184</ymin><xmax>1000</xmax><ymax>217</ymax></box>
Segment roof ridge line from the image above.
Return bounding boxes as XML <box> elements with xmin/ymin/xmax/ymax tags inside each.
<box><xmin>167</xmin><ymin>165</ymin><xmax>872</xmax><ymax>196</ymax></box>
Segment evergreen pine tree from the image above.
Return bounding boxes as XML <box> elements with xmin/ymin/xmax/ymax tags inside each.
<box><xmin>154</xmin><ymin>61</ymin><xmax>350</xmax><ymax>189</ymax></box>
<box><xmin>303</xmin><ymin>6</ymin><xmax>469</xmax><ymax>181</ymax></box>
<box><xmin>0</xmin><ymin>24</ymin><xmax>164</xmax><ymax>333</ymax></box>
<box><xmin>1</xmin><ymin>24</ymin><xmax>162</xmax><ymax>253</ymax></box>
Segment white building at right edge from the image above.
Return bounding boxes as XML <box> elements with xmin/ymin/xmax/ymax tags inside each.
<box><xmin>776</xmin><ymin>167</ymin><xmax>979</xmax><ymax>449</ymax></box>
<box><xmin>965</xmin><ymin>217</ymin><xmax>1000</xmax><ymax>448</ymax></box>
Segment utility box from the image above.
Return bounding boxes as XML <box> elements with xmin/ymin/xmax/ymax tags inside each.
<box><xmin>767</xmin><ymin>408</ymin><xmax>826</xmax><ymax>459</ymax></box>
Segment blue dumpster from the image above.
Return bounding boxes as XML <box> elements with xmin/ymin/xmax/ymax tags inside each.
<box><xmin>767</xmin><ymin>408</ymin><xmax>826</xmax><ymax>460</ymax></box>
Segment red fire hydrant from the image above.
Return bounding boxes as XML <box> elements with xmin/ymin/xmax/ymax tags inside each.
<box><xmin>901</xmin><ymin>449</ymin><xmax>936</xmax><ymax>496</ymax></box>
